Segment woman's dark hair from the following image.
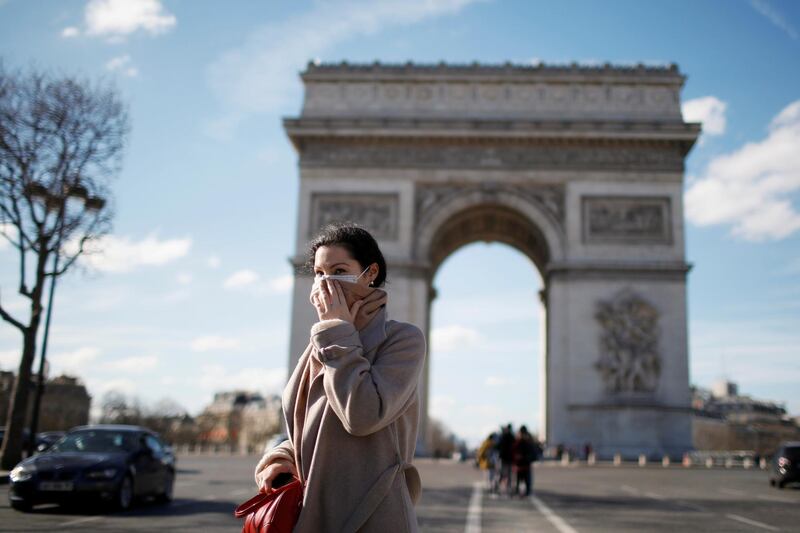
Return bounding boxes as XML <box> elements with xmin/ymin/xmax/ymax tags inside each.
<box><xmin>306</xmin><ymin>223</ymin><xmax>387</xmax><ymax>287</ymax></box>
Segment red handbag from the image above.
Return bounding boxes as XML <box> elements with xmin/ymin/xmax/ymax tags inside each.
<box><xmin>234</xmin><ymin>478</ymin><xmax>303</xmax><ymax>533</ymax></box>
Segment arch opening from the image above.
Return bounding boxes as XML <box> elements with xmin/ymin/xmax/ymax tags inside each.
<box><xmin>427</xmin><ymin>241</ymin><xmax>545</xmax><ymax>451</ymax></box>
<box><xmin>426</xmin><ymin>203</ymin><xmax>553</xmax><ymax>276</ymax></box>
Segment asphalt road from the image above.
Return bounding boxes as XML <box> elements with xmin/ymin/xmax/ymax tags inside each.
<box><xmin>0</xmin><ymin>455</ymin><xmax>797</xmax><ymax>532</ymax></box>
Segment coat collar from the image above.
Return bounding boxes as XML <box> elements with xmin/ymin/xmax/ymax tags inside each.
<box><xmin>358</xmin><ymin>304</ymin><xmax>388</xmax><ymax>356</ymax></box>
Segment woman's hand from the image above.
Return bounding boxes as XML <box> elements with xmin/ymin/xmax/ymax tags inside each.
<box><xmin>310</xmin><ymin>279</ymin><xmax>363</xmax><ymax>323</ymax></box>
<box><xmin>255</xmin><ymin>458</ymin><xmax>298</xmax><ymax>493</ymax></box>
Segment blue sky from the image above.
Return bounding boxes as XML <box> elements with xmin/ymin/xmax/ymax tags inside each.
<box><xmin>0</xmin><ymin>0</ymin><xmax>798</xmax><ymax>447</ymax></box>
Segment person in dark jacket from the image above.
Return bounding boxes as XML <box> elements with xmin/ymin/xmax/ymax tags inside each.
<box><xmin>512</xmin><ymin>425</ymin><xmax>541</xmax><ymax>496</ymax></box>
<box><xmin>497</xmin><ymin>424</ymin><xmax>515</xmax><ymax>496</ymax></box>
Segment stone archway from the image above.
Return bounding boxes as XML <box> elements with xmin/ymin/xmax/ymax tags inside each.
<box><xmin>283</xmin><ymin>61</ymin><xmax>699</xmax><ymax>458</ymax></box>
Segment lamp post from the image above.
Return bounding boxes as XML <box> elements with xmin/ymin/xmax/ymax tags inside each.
<box><xmin>25</xmin><ymin>181</ymin><xmax>104</xmax><ymax>456</ymax></box>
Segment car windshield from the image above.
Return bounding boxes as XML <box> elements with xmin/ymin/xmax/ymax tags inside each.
<box><xmin>782</xmin><ymin>446</ymin><xmax>800</xmax><ymax>461</ymax></box>
<box><xmin>48</xmin><ymin>430</ymin><xmax>139</xmax><ymax>453</ymax></box>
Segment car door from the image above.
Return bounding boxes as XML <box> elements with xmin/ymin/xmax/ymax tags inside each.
<box><xmin>144</xmin><ymin>434</ymin><xmax>167</xmax><ymax>493</ymax></box>
<box><xmin>132</xmin><ymin>433</ymin><xmax>159</xmax><ymax>495</ymax></box>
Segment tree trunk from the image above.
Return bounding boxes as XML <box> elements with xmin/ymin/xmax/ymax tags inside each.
<box><xmin>0</xmin><ymin>325</ymin><xmax>38</xmax><ymax>470</ymax></box>
<box><xmin>0</xmin><ymin>248</ymin><xmax>46</xmax><ymax>471</ymax></box>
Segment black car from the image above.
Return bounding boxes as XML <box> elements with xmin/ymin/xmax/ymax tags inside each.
<box><xmin>34</xmin><ymin>431</ymin><xmax>67</xmax><ymax>453</ymax></box>
<box><xmin>8</xmin><ymin>425</ymin><xmax>176</xmax><ymax>512</ymax></box>
<box><xmin>769</xmin><ymin>441</ymin><xmax>800</xmax><ymax>489</ymax></box>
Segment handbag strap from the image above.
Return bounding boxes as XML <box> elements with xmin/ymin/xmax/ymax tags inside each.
<box><xmin>234</xmin><ymin>478</ymin><xmax>302</xmax><ymax>518</ymax></box>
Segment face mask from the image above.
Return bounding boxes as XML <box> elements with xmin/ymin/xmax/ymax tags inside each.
<box><xmin>313</xmin><ymin>265</ymin><xmax>370</xmax><ymax>289</ymax></box>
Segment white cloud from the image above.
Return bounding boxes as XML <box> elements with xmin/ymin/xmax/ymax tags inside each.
<box><xmin>105</xmin><ymin>54</ymin><xmax>138</xmax><ymax>77</ymax></box>
<box><xmin>430</xmin><ymin>394</ymin><xmax>456</xmax><ymax>418</ymax></box>
<box><xmin>430</xmin><ymin>324</ymin><xmax>483</xmax><ymax>353</ymax></box>
<box><xmin>205</xmin><ymin>0</ymin><xmax>485</xmax><ymax>138</ymax></box>
<box><xmin>84</xmin><ymin>0</ymin><xmax>176</xmax><ymax>40</ymax></box>
<box><xmin>196</xmin><ymin>364</ymin><xmax>286</xmax><ymax>395</ymax></box>
<box><xmin>191</xmin><ymin>335</ymin><xmax>240</xmax><ymax>353</ymax></box>
<box><xmin>685</xmin><ymin>100</ymin><xmax>800</xmax><ymax>241</ymax></box>
<box><xmin>750</xmin><ymin>0</ymin><xmax>798</xmax><ymax>40</ymax></box>
<box><xmin>61</xmin><ymin>26</ymin><xmax>80</xmax><ymax>38</ymax></box>
<box><xmin>682</xmin><ymin>96</ymin><xmax>727</xmax><ymax>136</ymax></box>
<box><xmin>0</xmin><ymin>350</ymin><xmax>19</xmax><ymax>370</ymax></box>
<box><xmin>50</xmin><ymin>346</ymin><xmax>101</xmax><ymax>373</ymax></box>
<box><xmin>93</xmin><ymin>377</ymin><xmax>137</xmax><ymax>395</ymax></box>
<box><xmin>0</xmin><ymin>222</ymin><xmax>17</xmax><ymax>250</ymax></box>
<box><xmin>104</xmin><ymin>354</ymin><xmax>159</xmax><ymax>373</ymax></box>
<box><xmin>223</xmin><ymin>269</ymin><xmax>260</xmax><ymax>289</ymax></box>
<box><xmin>485</xmin><ymin>375</ymin><xmax>516</xmax><ymax>387</ymax></box>
<box><xmin>207</xmin><ymin>255</ymin><xmax>221</xmax><ymax>269</ymax></box>
<box><xmin>73</xmin><ymin>232</ymin><xmax>192</xmax><ymax>273</ymax></box>
<box><xmin>177</xmin><ymin>272</ymin><xmax>193</xmax><ymax>285</ymax></box>
<box><xmin>268</xmin><ymin>274</ymin><xmax>294</xmax><ymax>293</ymax></box>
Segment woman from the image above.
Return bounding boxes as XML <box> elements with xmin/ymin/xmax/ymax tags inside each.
<box><xmin>253</xmin><ymin>223</ymin><xmax>426</xmax><ymax>532</ymax></box>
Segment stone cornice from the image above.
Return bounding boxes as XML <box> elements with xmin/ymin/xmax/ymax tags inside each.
<box><xmin>302</xmin><ymin>61</ymin><xmax>685</xmax><ymax>86</ymax></box>
<box><xmin>547</xmin><ymin>260</ymin><xmax>692</xmax><ymax>280</ymax></box>
<box><xmin>284</xmin><ymin>118</ymin><xmax>700</xmax><ymax>153</ymax></box>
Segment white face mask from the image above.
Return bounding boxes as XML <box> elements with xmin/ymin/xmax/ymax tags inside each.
<box><xmin>313</xmin><ymin>265</ymin><xmax>370</xmax><ymax>288</ymax></box>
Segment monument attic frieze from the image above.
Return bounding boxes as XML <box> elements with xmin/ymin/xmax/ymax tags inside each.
<box><xmin>298</xmin><ymin>61</ymin><xmax>688</xmax><ymax>122</ymax></box>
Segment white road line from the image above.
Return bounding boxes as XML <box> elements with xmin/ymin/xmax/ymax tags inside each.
<box><xmin>63</xmin><ymin>515</ymin><xmax>104</xmax><ymax>528</ymax></box>
<box><xmin>464</xmin><ymin>481</ymin><xmax>482</xmax><ymax>533</ymax></box>
<box><xmin>726</xmin><ymin>514</ymin><xmax>780</xmax><ymax>531</ymax></box>
<box><xmin>620</xmin><ymin>485</ymin><xmax>639</xmax><ymax>495</ymax></box>
<box><xmin>530</xmin><ymin>495</ymin><xmax>579</xmax><ymax>533</ymax></box>
<box><xmin>644</xmin><ymin>491</ymin><xmax>665</xmax><ymax>500</ymax></box>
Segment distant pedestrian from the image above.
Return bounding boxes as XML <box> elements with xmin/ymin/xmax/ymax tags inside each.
<box><xmin>512</xmin><ymin>426</ymin><xmax>540</xmax><ymax>496</ymax></box>
<box><xmin>477</xmin><ymin>432</ymin><xmax>500</xmax><ymax>493</ymax></box>
<box><xmin>497</xmin><ymin>424</ymin><xmax>515</xmax><ymax>496</ymax></box>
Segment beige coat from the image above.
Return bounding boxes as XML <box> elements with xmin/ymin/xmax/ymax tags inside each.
<box><xmin>254</xmin><ymin>304</ymin><xmax>426</xmax><ymax>533</ymax></box>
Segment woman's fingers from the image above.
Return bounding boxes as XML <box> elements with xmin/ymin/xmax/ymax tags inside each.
<box><xmin>257</xmin><ymin>461</ymin><xmax>295</xmax><ymax>493</ymax></box>
<box><xmin>332</xmin><ymin>280</ymin><xmax>345</xmax><ymax>307</ymax></box>
<box><xmin>349</xmin><ymin>298</ymin><xmax>363</xmax><ymax>319</ymax></box>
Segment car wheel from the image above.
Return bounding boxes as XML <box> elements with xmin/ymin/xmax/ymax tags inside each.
<box><xmin>156</xmin><ymin>471</ymin><xmax>174</xmax><ymax>504</ymax></box>
<box><xmin>769</xmin><ymin>479</ymin><xmax>776</xmax><ymax>487</ymax></box>
<box><xmin>116</xmin><ymin>475</ymin><xmax>134</xmax><ymax>510</ymax></box>
<box><xmin>10</xmin><ymin>499</ymin><xmax>32</xmax><ymax>512</ymax></box>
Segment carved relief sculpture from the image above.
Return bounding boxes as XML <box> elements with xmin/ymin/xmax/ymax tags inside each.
<box><xmin>310</xmin><ymin>193</ymin><xmax>399</xmax><ymax>240</ymax></box>
<box><xmin>583</xmin><ymin>196</ymin><xmax>671</xmax><ymax>243</ymax></box>
<box><xmin>594</xmin><ymin>290</ymin><xmax>662</xmax><ymax>394</ymax></box>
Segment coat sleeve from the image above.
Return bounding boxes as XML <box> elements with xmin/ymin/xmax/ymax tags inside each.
<box><xmin>253</xmin><ymin>439</ymin><xmax>295</xmax><ymax>486</ymax></box>
<box><xmin>310</xmin><ymin>318</ymin><xmax>426</xmax><ymax>437</ymax></box>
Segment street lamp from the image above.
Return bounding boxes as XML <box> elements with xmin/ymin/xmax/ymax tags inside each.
<box><xmin>25</xmin><ymin>180</ymin><xmax>104</xmax><ymax>456</ymax></box>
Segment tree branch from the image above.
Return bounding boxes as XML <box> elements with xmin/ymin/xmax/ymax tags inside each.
<box><xmin>0</xmin><ymin>287</ymin><xmax>26</xmax><ymax>333</ymax></box>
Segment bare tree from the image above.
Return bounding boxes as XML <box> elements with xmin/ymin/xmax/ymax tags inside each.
<box><xmin>0</xmin><ymin>63</ymin><xmax>129</xmax><ymax>469</ymax></box>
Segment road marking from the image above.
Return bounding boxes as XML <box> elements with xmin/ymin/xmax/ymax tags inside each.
<box><xmin>644</xmin><ymin>491</ymin><xmax>665</xmax><ymax>500</ymax></box>
<box><xmin>530</xmin><ymin>495</ymin><xmax>579</xmax><ymax>533</ymax></box>
<box><xmin>620</xmin><ymin>485</ymin><xmax>639</xmax><ymax>495</ymax></box>
<box><xmin>63</xmin><ymin>515</ymin><xmax>104</xmax><ymax>528</ymax></box>
<box><xmin>726</xmin><ymin>514</ymin><xmax>780</xmax><ymax>531</ymax></box>
<box><xmin>464</xmin><ymin>481</ymin><xmax>482</xmax><ymax>533</ymax></box>
<box><xmin>757</xmin><ymin>494</ymin><xmax>795</xmax><ymax>504</ymax></box>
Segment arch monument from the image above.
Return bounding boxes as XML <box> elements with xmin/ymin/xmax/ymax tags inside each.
<box><xmin>283</xmin><ymin>61</ymin><xmax>700</xmax><ymax>458</ymax></box>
